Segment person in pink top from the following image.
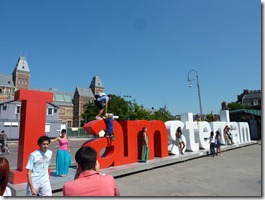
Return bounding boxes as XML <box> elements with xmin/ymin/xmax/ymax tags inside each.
<box><xmin>51</xmin><ymin>129</ymin><xmax>71</xmax><ymax>177</ymax></box>
<box><xmin>63</xmin><ymin>146</ymin><xmax>120</xmax><ymax>196</ymax></box>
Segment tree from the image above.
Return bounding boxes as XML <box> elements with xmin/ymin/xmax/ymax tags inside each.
<box><xmin>150</xmin><ymin>108</ymin><xmax>176</xmax><ymax>122</ymax></box>
<box><xmin>226</xmin><ymin>102</ymin><xmax>251</xmax><ymax>111</ymax></box>
<box><xmin>82</xmin><ymin>94</ymin><xmax>176</xmax><ymax>124</ymax></box>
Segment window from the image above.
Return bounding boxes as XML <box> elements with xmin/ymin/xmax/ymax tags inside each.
<box><xmin>45</xmin><ymin>123</ymin><xmax>51</xmax><ymax>133</ymax></box>
<box><xmin>253</xmin><ymin>100</ymin><xmax>259</xmax><ymax>106</ymax></box>
<box><xmin>3</xmin><ymin>103</ymin><xmax>7</xmax><ymax>111</ymax></box>
<box><xmin>67</xmin><ymin>120</ymin><xmax>72</xmax><ymax>127</ymax></box>
<box><xmin>15</xmin><ymin>105</ymin><xmax>21</xmax><ymax>114</ymax></box>
<box><xmin>47</xmin><ymin>107</ymin><xmax>54</xmax><ymax>116</ymax></box>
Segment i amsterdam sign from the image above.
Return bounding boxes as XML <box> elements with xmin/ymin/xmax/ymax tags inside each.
<box><xmin>9</xmin><ymin>89</ymin><xmax>251</xmax><ymax>184</ymax></box>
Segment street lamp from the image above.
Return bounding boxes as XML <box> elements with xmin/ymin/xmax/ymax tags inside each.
<box><xmin>187</xmin><ymin>69</ymin><xmax>203</xmax><ymax>121</ymax></box>
<box><xmin>124</xmin><ymin>95</ymin><xmax>131</xmax><ymax>119</ymax></box>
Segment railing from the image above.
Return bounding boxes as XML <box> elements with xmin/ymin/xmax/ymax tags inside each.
<box><xmin>66</xmin><ymin>127</ymin><xmax>94</xmax><ymax>138</ymax></box>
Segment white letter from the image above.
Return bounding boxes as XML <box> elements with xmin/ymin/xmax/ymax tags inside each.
<box><xmin>238</xmin><ymin>122</ymin><xmax>251</xmax><ymax>142</ymax></box>
<box><xmin>197</xmin><ymin>122</ymin><xmax>212</xmax><ymax>149</ymax></box>
<box><xmin>165</xmin><ymin>120</ymin><xmax>185</xmax><ymax>155</ymax></box>
<box><xmin>181</xmin><ymin>113</ymin><xmax>199</xmax><ymax>152</ymax></box>
<box><xmin>229</xmin><ymin>122</ymin><xmax>240</xmax><ymax>144</ymax></box>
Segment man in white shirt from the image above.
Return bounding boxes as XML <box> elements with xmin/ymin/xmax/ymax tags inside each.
<box><xmin>26</xmin><ymin>136</ymin><xmax>53</xmax><ymax>196</ymax></box>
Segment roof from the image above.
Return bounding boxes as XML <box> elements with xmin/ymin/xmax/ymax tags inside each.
<box><xmin>0</xmin><ymin>99</ymin><xmax>59</xmax><ymax>108</ymax></box>
<box><xmin>33</xmin><ymin>88</ymin><xmax>74</xmax><ymax>106</ymax></box>
<box><xmin>229</xmin><ymin>109</ymin><xmax>261</xmax><ymax>117</ymax></box>
<box><xmin>0</xmin><ymin>74</ymin><xmax>15</xmax><ymax>87</ymax></box>
<box><xmin>49</xmin><ymin>89</ymin><xmax>73</xmax><ymax>106</ymax></box>
<box><xmin>242</xmin><ymin>92</ymin><xmax>261</xmax><ymax>100</ymax></box>
<box><xmin>89</xmin><ymin>75</ymin><xmax>104</xmax><ymax>89</ymax></box>
<box><xmin>76</xmin><ymin>87</ymin><xmax>95</xmax><ymax>98</ymax></box>
<box><xmin>13</xmin><ymin>56</ymin><xmax>30</xmax><ymax>74</ymax></box>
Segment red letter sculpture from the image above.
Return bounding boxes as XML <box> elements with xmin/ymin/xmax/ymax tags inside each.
<box><xmin>9</xmin><ymin>89</ymin><xmax>53</xmax><ymax>184</ymax></box>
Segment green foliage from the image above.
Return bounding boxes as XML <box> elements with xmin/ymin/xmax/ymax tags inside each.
<box><xmin>81</xmin><ymin>100</ymin><xmax>98</xmax><ymax>123</ymax></box>
<box><xmin>205</xmin><ymin>114</ymin><xmax>213</xmax><ymax>122</ymax></box>
<box><xmin>82</xmin><ymin>94</ymin><xmax>176</xmax><ymax>123</ymax></box>
<box><xmin>151</xmin><ymin>109</ymin><xmax>176</xmax><ymax>122</ymax></box>
<box><xmin>227</xmin><ymin>102</ymin><xmax>251</xmax><ymax>111</ymax></box>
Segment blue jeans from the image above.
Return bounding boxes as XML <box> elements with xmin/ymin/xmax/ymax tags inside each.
<box><xmin>210</xmin><ymin>143</ymin><xmax>216</xmax><ymax>155</ymax></box>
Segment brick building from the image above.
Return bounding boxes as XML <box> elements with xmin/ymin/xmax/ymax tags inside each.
<box><xmin>0</xmin><ymin>56</ymin><xmax>106</xmax><ymax>131</ymax></box>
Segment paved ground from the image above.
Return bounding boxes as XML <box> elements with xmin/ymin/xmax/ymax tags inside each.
<box><xmin>0</xmin><ymin>137</ymin><xmax>90</xmax><ymax>169</ymax></box>
<box><xmin>1</xmin><ymin>139</ymin><xmax>262</xmax><ymax>197</ymax></box>
<box><xmin>115</xmin><ymin>143</ymin><xmax>262</xmax><ymax>197</ymax></box>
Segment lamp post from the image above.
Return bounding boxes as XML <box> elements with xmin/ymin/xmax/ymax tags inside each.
<box><xmin>124</xmin><ymin>95</ymin><xmax>131</xmax><ymax>119</ymax></box>
<box><xmin>187</xmin><ymin>69</ymin><xmax>203</xmax><ymax>121</ymax></box>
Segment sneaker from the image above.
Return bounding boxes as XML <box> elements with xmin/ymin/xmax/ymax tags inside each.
<box><xmin>95</xmin><ymin>116</ymin><xmax>103</xmax><ymax>120</ymax></box>
<box><xmin>110</xmin><ymin>135</ymin><xmax>116</xmax><ymax>141</ymax></box>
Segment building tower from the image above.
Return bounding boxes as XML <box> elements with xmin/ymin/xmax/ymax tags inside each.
<box><xmin>12</xmin><ymin>56</ymin><xmax>30</xmax><ymax>90</ymax></box>
<box><xmin>89</xmin><ymin>75</ymin><xmax>104</xmax><ymax>95</ymax></box>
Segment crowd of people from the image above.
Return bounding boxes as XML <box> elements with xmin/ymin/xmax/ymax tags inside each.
<box><xmin>0</xmin><ymin>96</ymin><xmax>236</xmax><ymax>196</ymax></box>
<box><xmin>0</xmin><ymin>93</ymin><xmax>121</xmax><ymax>197</ymax></box>
<box><xmin>0</xmin><ymin>123</ymin><xmax>236</xmax><ymax>196</ymax></box>
<box><xmin>0</xmin><ymin>134</ymin><xmax>120</xmax><ymax>197</ymax></box>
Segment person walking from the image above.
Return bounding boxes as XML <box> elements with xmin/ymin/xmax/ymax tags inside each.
<box><xmin>141</xmin><ymin>127</ymin><xmax>149</xmax><ymax>163</ymax></box>
<box><xmin>176</xmin><ymin>127</ymin><xmax>185</xmax><ymax>155</ymax></box>
<box><xmin>51</xmin><ymin>129</ymin><xmax>71</xmax><ymax>177</ymax></box>
<box><xmin>95</xmin><ymin>93</ymin><xmax>112</xmax><ymax>120</ymax></box>
<box><xmin>26</xmin><ymin>136</ymin><xmax>53</xmax><ymax>196</ymax></box>
<box><xmin>0</xmin><ymin>157</ymin><xmax>11</xmax><ymax>196</ymax></box>
<box><xmin>63</xmin><ymin>146</ymin><xmax>120</xmax><ymax>196</ymax></box>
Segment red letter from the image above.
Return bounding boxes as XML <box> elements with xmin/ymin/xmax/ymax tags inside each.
<box><xmin>83</xmin><ymin>120</ymin><xmax>168</xmax><ymax>169</ymax></box>
<box><xmin>9</xmin><ymin>89</ymin><xmax>53</xmax><ymax>184</ymax></box>
<box><xmin>82</xmin><ymin>120</ymin><xmax>124</xmax><ymax>168</ymax></box>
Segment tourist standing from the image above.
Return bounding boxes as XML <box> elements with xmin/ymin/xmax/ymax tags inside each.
<box><xmin>223</xmin><ymin>126</ymin><xmax>231</xmax><ymax>145</ymax></box>
<box><xmin>215</xmin><ymin>131</ymin><xmax>222</xmax><ymax>156</ymax></box>
<box><xmin>51</xmin><ymin>129</ymin><xmax>71</xmax><ymax>177</ymax></box>
<box><xmin>26</xmin><ymin>136</ymin><xmax>53</xmax><ymax>196</ymax></box>
<box><xmin>209</xmin><ymin>131</ymin><xmax>216</xmax><ymax>157</ymax></box>
<box><xmin>176</xmin><ymin>127</ymin><xmax>185</xmax><ymax>155</ymax></box>
<box><xmin>141</xmin><ymin>127</ymin><xmax>149</xmax><ymax>162</ymax></box>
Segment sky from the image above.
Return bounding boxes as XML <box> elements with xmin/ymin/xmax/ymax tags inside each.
<box><xmin>0</xmin><ymin>0</ymin><xmax>261</xmax><ymax>116</ymax></box>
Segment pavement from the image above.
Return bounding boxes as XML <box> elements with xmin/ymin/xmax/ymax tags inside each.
<box><xmin>1</xmin><ymin>138</ymin><xmax>262</xmax><ymax>197</ymax></box>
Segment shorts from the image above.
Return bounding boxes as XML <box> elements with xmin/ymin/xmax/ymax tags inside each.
<box><xmin>178</xmin><ymin>136</ymin><xmax>183</xmax><ymax>143</ymax></box>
